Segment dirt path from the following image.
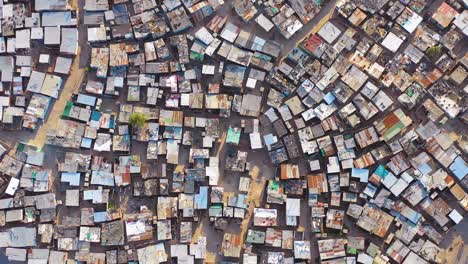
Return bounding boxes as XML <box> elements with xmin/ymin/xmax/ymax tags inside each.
<box><xmin>438</xmin><ymin>236</ymin><xmax>468</xmax><ymax>264</ymax></box>
<box><xmin>191</xmin><ymin>133</ymin><xmax>227</xmax><ymax>263</ymax></box>
<box><xmin>27</xmin><ymin>1</ymin><xmax>85</xmax><ymax>148</ymax></box>
<box><xmin>239</xmin><ymin>166</ymin><xmax>266</xmax><ymax>242</ymax></box>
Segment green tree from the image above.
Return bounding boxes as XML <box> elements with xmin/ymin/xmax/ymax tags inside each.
<box><xmin>426</xmin><ymin>45</ymin><xmax>442</xmax><ymax>60</ymax></box>
<box><xmin>129</xmin><ymin>112</ymin><xmax>148</xmax><ymax>128</ymax></box>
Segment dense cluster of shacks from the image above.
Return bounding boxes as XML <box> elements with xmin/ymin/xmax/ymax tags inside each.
<box><xmin>0</xmin><ymin>0</ymin><xmax>468</xmax><ymax>263</ymax></box>
<box><xmin>0</xmin><ymin>0</ymin><xmax>80</xmax><ymax>129</ymax></box>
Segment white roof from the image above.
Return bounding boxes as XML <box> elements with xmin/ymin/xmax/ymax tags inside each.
<box><xmin>205</xmin><ymin>38</ymin><xmax>222</xmax><ymax>56</ymax></box>
<box><xmin>5</xmin><ymin>248</ymin><xmax>27</xmax><ymax>261</ymax></box>
<box><xmin>327</xmin><ymin>156</ymin><xmax>340</xmax><ymax>173</ymax></box>
<box><xmin>35</xmin><ymin>0</ymin><xmax>69</xmax><ymax>11</ymax></box>
<box><xmin>246</xmin><ymin>78</ymin><xmax>257</xmax><ymax>89</ymax></box>
<box><xmin>39</xmin><ymin>54</ymin><xmax>50</xmax><ymax>63</ymax></box>
<box><xmin>249</xmin><ymin>132</ymin><xmax>262</xmax><ymax>149</ymax></box>
<box><xmin>454</xmin><ymin>10</ymin><xmax>468</xmax><ymax>35</ymax></box>
<box><xmin>2</xmin><ymin>4</ymin><xmax>14</xmax><ymax>17</ymax></box>
<box><xmin>357</xmin><ymin>253</ymin><xmax>374</xmax><ymax>264</ymax></box>
<box><xmin>180</xmin><ymin>93</ymin><xmax>190</xmax><ymax>106</ymax></box>
<box><xmin>42</xmin><ymin>12</ymin><xmax>77</xmax><ymax>27</ymax></box>
<box><xmin>202</xmin><ymin>65</ymin><xmax>215</xmax><ymax>75</ymax></box>
<box><xmin>255</xmin><ymin>14</ymin><xmax>274</xmax><ymax>32</ymax></box>
<box><xmin>206</xmin><ymin>166</ymin><xmax>219</xmax><ymax>186</ymax></box>
<box><xmin>243</xmin><ymin>254</ymin><xmax>258</xmax><ymax>264</ymax></box>
<box><xmin>318</xmin><ymin>21</ymin><xmax>342</xmax><ymax>44</ymax></box>
<box><xmin>16</xmin><ymin>56</ymin><xmax>31</xmax><ymax>67</ymax></box>
<box><xmin>54</xmin><ymin>57</ymin><xmax>72</xmax><ymax>74</ymax></box>
<box><xmin>88</xmin><ymin>26</ymin><xmax>107</xmax><ymax>42</ymax></box>
<box><xmin>403</xmin><ymin>252</ymin><xmax>428</xmax><ymax>264</ymax></box>
<box><xmin>382</xmin><ymin>172</ymin><xmax>398</xmax><ymax>189</ymax></box>
<box><xmin>381</xmin><ymin>32</ymin><xmax>404</xmax><ymax>53</ymax></box>
<box><xmin>390</xmin><ymin>175</ymin><xmax>411</xmax><ymax>197</ymax></box>
<box><xmin>40</xmin><ymin>74</ymin><xmax>62</xmax><ymax>98</ymax></box>
<box><xmin>44</xmin><ymin>27</ymin><xmax>61</xmax><ymax>45</ymax></box>
<box><xmin>7</xmin><ymin>39</ymin><xmax>16</xmax><ymax>53</ymax></box>
<box><xmin>301</xmin><ymin>108</ymin><xmax>316</xmax><ymax>122</ymax></box>
<box><xmin>341</xmin><ymin>159</ymin><xmax>354</xmax><ymax>169</ymax></box>
<box><xmin>220</xmin><ymin>22</ymin><xmax>239</xmax><ymax>43</ymax></box>
<box><xmin>448</xmin><ymin>209</ymin><xmax>463</xmax><ymax>224</ymax></box>
<box><xmin>126</xmin><ymin>221</ymin><xmax>147</xmax><ymax>236</ymax></box>
<box><xmin>202</xmin><ymin>136</ymin><xmax>213</xmax><ymax>148</ymax></box>
<box><xmin>170</xmin><ymin>244</ymin><xmax>188</xmax><ymax>259</ymax></box>
<box><xmin>20</xmin><ymin>67</ymin><xmax>32</xmax><ymax>77</ymax></box>
<box><xmin>286</xmin><ymin>198</ymin><xmax>300</xmax><ymax>216</ymax></box>
<box><xmin>84</xmin><ymin>0</ymin><xmax>109</xmax><ymax>11</ymax></box>
<box><xmin>399</xmin><ymin>9</ymin><xmax>422</xmax><ymax>33</ymax></box>
<box><xmin>5</xmin><ymin>178</ymin><xmax>20</xmax><ymax>195</ymax></box>
<box><xmin>31</xmin><ymin>28</ymin><xmax>43</xmax><ymax>40</ymax></box>
<box><xmin>60</xmin><ymin>28</ymin><xmax>78</xmax><ymax>54</ymax></box>
<box><xmin>194</xmin><ymin>27</ymin><xmax>214</xmax><ymax>45</ymax></box>
<box><xmin>15</xmin><ymin>29</ymin><xmax>31</xmax><ymax>49</ymax></box>
<box><xmin>265</xmin><ymin>108</ymin><xmax>279</xmax><ymax>122</ymax></box>
<box><xmin>309</xmin><ymin>160</ymin><xmax>321</xmax><ymax>171</ymax></box>
<box><xmin>26</xmin><ymin>71</ymin><xmax>46</xmax><ymax>93</ymax></box>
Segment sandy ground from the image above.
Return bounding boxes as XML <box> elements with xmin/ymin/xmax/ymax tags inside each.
<box><xmin>438</xmin><ymin>236</ymin><xmax>467</xmax><ymax>264</ymax></box>
<box><xmin>239</xmin><ymin>166</ymin><xmax>266</xmax><ymax>239</ymax></box>
<box><xmin>27</xmin><ymin>51</ymin><xmax>85</xmax><ymax>148</ymax></box>
<box><xmin>25</xmin><ymin>0</ymin><xmax>85</xmax><ymax>149</ymax></box>
<box><xmin>191</xmin><ymin>132</ymin><xmax>227</xmax><ymax>263</ymax></box>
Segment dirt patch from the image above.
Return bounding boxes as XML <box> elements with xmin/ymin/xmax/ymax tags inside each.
<box><xmin>438</xmin><ymin>236</ymin><xmax>468</xmax><ymax>264</ymax></box>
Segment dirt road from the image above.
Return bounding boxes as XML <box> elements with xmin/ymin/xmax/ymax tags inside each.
<box><xmin>27</xmin><ymin>0</ymin><xmax>85</xmax><ymax>148</ymax></box>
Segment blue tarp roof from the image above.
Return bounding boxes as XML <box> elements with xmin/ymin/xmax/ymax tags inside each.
<box><xmin>374</xmin><ymin>165</ymin><xmax>389</xmax><ymax>177</ymax></box>
<box><xmin>112</xmin><ymin>4</ymin><xmax>129</xmax><ymax>24</ymax></box>
<box><xmin>42</xmin><ymin>12</ymin><xmax>75</xmax><ymax>26</ymax></box>
<box><xmin>163</xmin><ymin>126</ymin><xmax>183</xmax><ymax>139</ymax></box>
<box><xmin>91</xmin><ymin>111</ymin><xmax>101</xmax><ymax>122</ymax></box>
<box><xmin>81</xmin><ymin>138</ymin><xmax>93</xmax><ymax>149</ymax></box>
<box><xmin>269</xmin><ymin>147</ymin><xmax>288</xmax><ymax>164</ymax></box>
<box><xmin>352</xmin><ymin>168</ymin><xmax>369</xmax><ymax>182</ymax></box>
<box><xmin>263</xmin><ymin>134</ymin><xmax>276</xmax><ymax>147</ymax></box>
<box><xmin>194</xmin><ymin>186</ymin><xmax>208</xmax><ymax>209</ymax></box>
<box><xmin>324</xmin><ymin>92</ymin><xmax>336</xmax><ymax>104</ymax></box>
<box><xmin>450</xmin><ymin>156</ymin><xmax>467</xmax><ymax>180</ymax></box>
<box><xmin>61</xmin><ymin>172</ymin><xmax>81</xmax><ymax>186</ymax></box>
<box><xmin>94</xmin><ymin>211</ymin><xmax>107</xmax><ymax>223</ymax></box>
<box><xmin>236</xmin><ymin>194</ymin><xmax>248</xmax><ymax>209</ymax></box>
<box><xmin>77</xmin><ymin>94</ymin><xmax>97</xmax><ymax>106</ymax></box>
<box><xmin>91</xmin><ymin>170</ymin><xmax>115</xmax><ymax>186</ymax></box>
<box><xmin>418</xmin><ymin>163</ymin><xmax>432</xmax><ymax>175</ymax></box>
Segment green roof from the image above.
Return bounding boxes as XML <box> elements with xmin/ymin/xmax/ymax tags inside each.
<box><xmin>384</xmin><ymin>122</ymin><xmax>405</xmax><ymax>141</ymax></box>
<box><xmin>63</xmin><ymin>101</ymin><xmax>73</xmax><ymax>117</ymax></box>
<box><xmin>226</xmin><ymin>127</ymin><xmax>241</xmax><ymax>145</ymax></box>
